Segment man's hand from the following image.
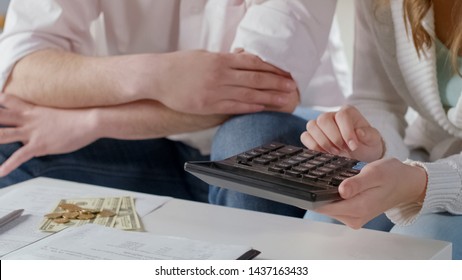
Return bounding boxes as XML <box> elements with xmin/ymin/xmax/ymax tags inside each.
<box><xmin>132</xmin><ymin>50</ymin><xmax>298</xmax><ymax>115</ymax></box>
<box><xmin>232</xmin><ymin>48</ymin><xmax>300</xmax><ymax>113</ymax></box>
<box><xmin>0</xmin><ymin>94</ymin><xmax>99</xmax><ymax>177</ymax></box>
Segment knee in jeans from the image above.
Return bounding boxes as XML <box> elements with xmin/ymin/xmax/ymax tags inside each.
<box><xmin>212</xmin><ymin>112</ymin><xmax>306</xmax><ymax>160</ymax></box>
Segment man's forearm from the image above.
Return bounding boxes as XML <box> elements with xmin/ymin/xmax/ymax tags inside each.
<box><xmin>4</xmin><ymin>49</ymin><xmax>147</xmax><ymax>108</ymax></box>
<box><xmin>90</xmin><ymin>100</ymin><xmax>228</xmax><ymax>140</ymax></box>
<box><xmin>4</xmin><ymin>49</ymin><xmax>298</xmax><ymax>115</ymax></box>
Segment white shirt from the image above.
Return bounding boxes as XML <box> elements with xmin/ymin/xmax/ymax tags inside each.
<box><xmin>0</xmin><ymin>0</ymin><xmax>349</xmax><ymax>154</ymax></box>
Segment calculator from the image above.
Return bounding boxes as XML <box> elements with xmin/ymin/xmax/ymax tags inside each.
<box><xmin>184</xmin><ymin>142</ymin><xmax>366</xmax><ymax>210</ymax></box>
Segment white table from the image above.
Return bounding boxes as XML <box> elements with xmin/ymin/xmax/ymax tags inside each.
<box><xmin>0</xmin><ymin>178</ymin><xmax>452</xmax><ymax>259</ymax></box>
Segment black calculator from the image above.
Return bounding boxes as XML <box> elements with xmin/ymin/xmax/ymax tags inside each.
<box><xmin>184</xmin><ymin>142</ymin><xmax>366</xmax><ymax>210</ymax></box>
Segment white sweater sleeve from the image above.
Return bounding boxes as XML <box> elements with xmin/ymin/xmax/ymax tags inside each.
<box><xmin>231</xmin><ymin>0</ymin><xmax>337</xmax><ymax>93</ymax></box>
<box><xmin>0</xmin><ymin>0</ymin><xmax>100</xmax><ymax>90</ymax></box>
<box><xmin>387</xmin><ymin>156</ymin><xmax>462</xmax><ymax>225</ymax></box>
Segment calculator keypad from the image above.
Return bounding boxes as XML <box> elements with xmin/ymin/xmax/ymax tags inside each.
<box><xmin>233</xmin><ymin>142</ymin><xmax>366</xmax><ymax>189</ymax></box>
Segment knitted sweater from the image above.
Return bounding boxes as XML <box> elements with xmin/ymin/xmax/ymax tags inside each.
<box><xmin>351</xmin><ymin>0</ymin><xmax>462</xmax><ymax>225</ymax></box>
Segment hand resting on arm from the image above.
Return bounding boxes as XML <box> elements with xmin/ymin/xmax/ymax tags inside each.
<box><xmin>4</xmin><ymin>49</ymin><xmax>297</xmax><ymax>115</ymax></box>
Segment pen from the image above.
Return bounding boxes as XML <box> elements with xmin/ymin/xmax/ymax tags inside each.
<box><xmin>0</xmin><ymin>209</ymin><xmax>24</xmax><ymax>228</ymax></box>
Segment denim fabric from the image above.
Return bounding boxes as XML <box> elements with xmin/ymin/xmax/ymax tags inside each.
<box><xmin>303</xmin><ymin>211</ymin><xmax>395</xmax><ymax>231</ymax></box>
<box><xmin>209</xmin><ymin>111</ymin><xmax>316</xmax><ymax>218</ymax></box>
<box><xmin>0</xmin><ymin>138</ymin><xmax>210</xmax><ymax>202</ymax></box>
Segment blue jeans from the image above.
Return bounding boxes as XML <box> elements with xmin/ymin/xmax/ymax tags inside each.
<box><xmin>0</xmin><ymin>138</ymin><xmax>210</xmax><ymax>202</ymax></box>
<box><xmin>209</xmin><ymin>111</ymin><xmax>316</xmax><ymax>218</ymax></box>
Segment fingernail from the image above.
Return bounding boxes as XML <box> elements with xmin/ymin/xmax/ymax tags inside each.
<box><xmin>286</xmin><ymin>81</ymin><xmax>297</xmax><ymax>91</ymax></box>
<box><xmin>340</xmin><ymin>186</ymin><xmax>350</xmax><ymax>198</ymax></box>
<box><xmin>348</xmin><ymin>140</ymin><xmax>358</xmax><ymax>151</ymax></box>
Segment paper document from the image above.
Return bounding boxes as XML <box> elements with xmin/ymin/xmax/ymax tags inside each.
<box><xmin>0</xmin><ymin>179</ymin><xmax>171</xmax><ymax>256</ymax></box>
<box><xmin>2</xmin><ymin>224</ymin><xmax>260</xmax><ymax>260</ymax></box>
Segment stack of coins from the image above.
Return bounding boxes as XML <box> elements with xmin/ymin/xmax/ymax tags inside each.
<box><xmin>44</xmin><ymin>203</ymin><xmax>116</xmax><ymax>224</ymax></box>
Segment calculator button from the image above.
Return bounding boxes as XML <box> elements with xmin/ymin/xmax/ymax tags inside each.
<box><xmin>277</xmin><ymin>146</ymin><xmax>303</xmax><ymax>157</ymax></box>
<box><xmin>275</xmin><ymin>163</ymin><xmax>292</xmax><ymax>170</ymax></box>
<box><xmin>269</xmin><ymin>151</ymin><xmax>285</xmax><ymax>158</ymax></box>
<box><xmin>330</xmin><ymin>176</ymin><xmax>347</xmax><ymax>186</ymax></box>
<box><xmin>309</xmin><ymin>171</ymin><xmax>326</xmax><ymax>178</ymax></box>
<box><xmin>300</xmin><ymin>163</ymin><xmax>317</xmax><ymax>170</ymax></box>
<box><xmin>303</xmin><ymin>174</ymin><xmax>318</xmax><ymax>181</ymax></box>
<box><xmin>285</xmin><ymin>170</ymin><xmax>302</xmax><ymax>178</ymax></box>
<box><xmin>307</xmin><ymin>160</ymin><xmax>324</xmax><ymax>166</ymax></box>
<box><xmin>284</xmin><ymin>159</ymin><xmax>300</xmax><ymax>166</ymax></box>
<box><xmin>262</xmin><ymin>143</ymin><xmax>285</xmax><ymax>151</ymax></box>
<box><xmin>237</xmin><ymin>153</ymin><xmax>255</xmax><ymax>162</ymax></box>
<box><xmin>261</xmin><ymin>155</ymin><xmax>277</xmax><ymax>162</ymax></box>
<box><xmin>253</xmin><ymin>158</ymin><xmax>271</xmax><ymax>165</ymax></box>
<box><xmin>340</xmin><ymin>171</ymin><xmax>357</xmax><ymax>177</ymax></box>
<box><xmin>292</xmin><ymin>166</ymin><xmax>310</xmax><ymax>173</ymax></box>
<box><xmin>268</xmin><ymin>166</ymin><xmax>284</xmax><ymax>174</ymax></box>
<box><xmin>248</xmin><ymin>150</ymin><xmax>263</xmax><ymax>156</ymax></box>
<box><xmin>317</xmin><ymin>167</ymin><xmax>334</xmax><ymax>174</ymax></box>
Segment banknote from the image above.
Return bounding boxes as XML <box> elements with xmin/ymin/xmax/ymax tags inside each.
<box><xmin>114</xmin><ymin>196</ymin><xmax>142</xmax><ymax>231</ymax></box>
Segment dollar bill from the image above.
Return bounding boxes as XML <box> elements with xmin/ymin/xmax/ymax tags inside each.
<box><xmin>114</xmin><ymin>196</ymin><xmax>142</xmax><ymax>231</ymax></box>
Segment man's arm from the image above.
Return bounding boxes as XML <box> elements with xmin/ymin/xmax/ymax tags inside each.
<box><xmin>93</xmin><ymin>100</ymin><xmax>228</xmax><ymax>140</ymax></box>
<box><xmin>4</xmin><ymin>49</ymin><xmax>297</xmax><ymax>114</ymax></box>
<box><xmin>0</xmin><ymin>94</ymin><xmax>228</xmax><ymax>176</ymax></box>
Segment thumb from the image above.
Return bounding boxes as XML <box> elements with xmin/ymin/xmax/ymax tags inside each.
<box><xmin>339</xmin><ymin>169</ymin><xmax>376</xmax><ymax>199</ymax></box>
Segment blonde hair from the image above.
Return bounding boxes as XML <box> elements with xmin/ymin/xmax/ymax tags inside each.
<box><xmin>402</xmin><ymin>0</ymin><xmax>462</xmax><ymax>74</ymax></box>
<box><xmin>377</xmin><ymin>0</ymin><xmax>462</xmax><ymax>74</ymax></box>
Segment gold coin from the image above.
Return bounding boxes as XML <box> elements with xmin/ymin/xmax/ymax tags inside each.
<box><xmin>98</xmin><ymin>209</ymin><xmax>116</xmax><ymax>217</ymax></box>
<box><xmin>44</xmin><ymin>212</ymin><xmax>65</xmax><ymax>219</ymax></box>
<box><xmin>62</xmin><ymin>211</ymin><xmax>80</xmax><ymax>219</ymax></box>
<box><xmin>53</xmin><ymin>217</ymin><xmax>70</xmax><ymax>224</ymax></box>
<box><xmin>77</xmin><ymin>213</ymin><xmax>95</xmax><ymax>220</ymax></box>
<box><xmin>80</xmin><ymin>208</ymin><xmax>99</xmax><ymax>214</ymax></box>
<box><xmin>59</xmin><ymin>203</ymin><xmax>82</xmax><ymax>211</ymax></box>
